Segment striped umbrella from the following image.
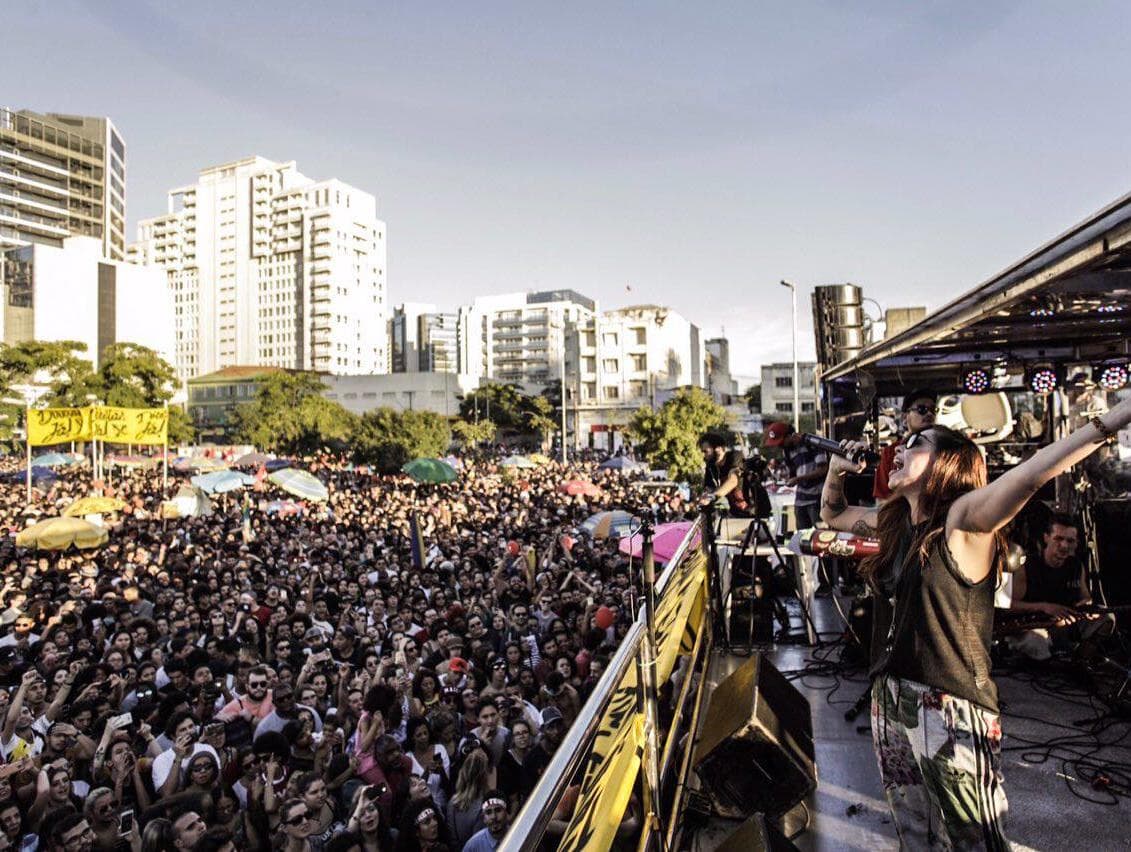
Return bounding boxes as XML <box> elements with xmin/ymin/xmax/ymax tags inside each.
<box><xmin>580</xmin><ymin>510</ymin><xmax>639</xmax><ymax>539</ymax></box>
<box><xmin>268</xmin><ymin>468</ymin><xmax>329</xmax><ymax>502</ymax></box>
<box><xmin>190</xmin><ymin>470</ymin><xmax>255</xmax><ymax>495</ymax></box>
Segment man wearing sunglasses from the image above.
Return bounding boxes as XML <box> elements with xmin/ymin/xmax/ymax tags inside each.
<box><xmin>873</xmin><ymin>389</ymin><xmax>938</xmax><ymax>502</ymax></box>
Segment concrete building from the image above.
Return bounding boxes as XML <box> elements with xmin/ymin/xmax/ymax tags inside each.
<box><xmin>705</xmin><ymin>337</ymin><xmax>738</xmax><ymax>402</ymax></box>
<box><xmin>323</xmin><ymin>372</ymin><xmax>472</xmax><ymax>417</ymax></box>
<box><xmin>0</xmin><ymin>236</ymin><xmax>173</xmax><ymax>366</ymax></box>
<box><xmin>390</xmin><ymin>303</ymin><xmax>458</xmax><ymax>373</ymax></box>
<box><xmin>130</xmin><ymin>156</ymin><xmax>387</xmax><ymax>380</ymax></box>
<box><xmin>760</xmin><ymin>361</ymin><xmax>818</xmax><ymax>421</ymax></box>
<box><xmin>566</xmin><ymin>305</ymin><xmax>705</xmax><ymax>451</ymax></box>
<box><xmin>458</xmin><ymin>289</ymin><xmax>596</xmax><ymax>390</ymax></box>
<box><xmin>1</xmin><ymin>108</ymin><xmax>127</xmax><ymax>261</ymax></box>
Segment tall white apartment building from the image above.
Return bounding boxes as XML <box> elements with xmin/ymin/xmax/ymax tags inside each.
<box><xmin>566</xmin><ymin>305</ymin><xmax>706</xmax><ymax>451</ymax></box>
<box><xmin>129</xmin><ymin>156</ymin><xmax>387</xmax><ymax>379</ymax></box>
<box><xmin>458</xmin><ymin>289</ymin><xmax>596</xmax><ymax>389</ymax></box>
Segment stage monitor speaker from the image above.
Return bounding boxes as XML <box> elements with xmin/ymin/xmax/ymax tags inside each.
<box><xmin>715</xmin><ymin>813</ymin><xmax>799</xmax><ymax>852</ymax></box>
<box><xmin>692</xmin><ymin>654</ymin><xmax>816</xmax><ymax>818</ymax></box>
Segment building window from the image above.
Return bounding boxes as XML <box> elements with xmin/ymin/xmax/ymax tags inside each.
<box><xmin>602</xmin><ymin>333</ymin><xmax>618</xmax><ymax>347</ymax></box>
<box><xmin>632</xmin><ymin>327</ymin><xmax>646</xmax><ymax>345</ymax></box>
<box><xmin>583</xmin><ymin>382</ymin><xmax>596</xmax><ymax>400</ymax></box>
<box><xmin>777</xmin><ymin>403</ymin><xmax>793</xmax><ymax>413</ymax></box>
<box><xmin>602</xmin><ymin>359</ymin><xmax>619</xmax><ymax>373</ymax></box>
<box><xmin>775</xmin><ymin>376</ymin><xmax>793</xmax><ymax>388</ymax></box>
<box><xmin>604</xmin><ymin>386</ymin><xmax>620</xmax><ymax>400</ymax></box>
<box><xmin>801</xmin><ymin>402</ymin><xmax>814</xmax><ymax>413</ymax></box>
<box><xmin>584</xmin><ymin>332</ymin><xmax>596</xmax><ymax>347</ymax></box>
<box><xmin>582</xmin><ymin>356</ymin><xmax>596</xmax><ymax>374</ymax></box>
<box><xmin>631</xmin><ymin>354</ymin><xmax>647</xmax><ymax>372</ymax></box>
<box><xmin>630</xmin><ymin>380</ymin><xmax>647</xmax><ymax>398</ymax></box>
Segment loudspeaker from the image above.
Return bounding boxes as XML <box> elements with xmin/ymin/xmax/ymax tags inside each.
<box><xmin>692</xmin><ymin>655</ymin><xmax>816</xmax><ymax>818</ymax></box>
<box><xmin>715</xmin><ymin>813</ymin><xmax>799</xmax><ymax>852</ymax></box>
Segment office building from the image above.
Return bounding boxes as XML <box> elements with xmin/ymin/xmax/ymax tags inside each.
<box><xmin>323</xmin><ymin>372</ymin><xmax>472</xmax><ymax>417</ymax></box>
<box><xmin>0</xmin><ymin>108</ymin><xmax>127</xmax><ymax>260</ymax></box>
<box><xmin>130</xmin><ymin>156</ymin><xmax>387</xmax><ymax>379</ymax></box>
<box><xmin>458</xmin><ymin>289</ymin><xmax>596</xmax><ymax>389</ymax></box>
<box><xmin>0</xmin><ymin>236</ymin><xmax>173</xmax><ymax>366</ymax></box>
<box><xmin>760</xmin><ymin>361</ymin><xmax>818</xmax><ymax>419</ymax></box>
<box><xmin>567</xmin><ymin>305</ymin><xmax>705</xmax><ymax>451</ymax></box>
<box><xmin>390</xmin><ymin>303</ymin><xmax>458</xmax><ymax>373</ymax></box>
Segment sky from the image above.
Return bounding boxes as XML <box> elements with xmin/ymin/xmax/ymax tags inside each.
<box><xmin>7</xmin><ymin>1</ymin><xmax>1131</xmax><ymax>386</ymax></box>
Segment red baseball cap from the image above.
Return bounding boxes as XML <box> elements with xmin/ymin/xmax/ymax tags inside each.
<box><xmin>763</xmin><ymin>422</ymin><xmax>792</xmax><ymax>447</ymax></box>
<box><xmin>449</xmin><ymin>657</ymin><xmax>469</xmax><ymax>674</ymax></box>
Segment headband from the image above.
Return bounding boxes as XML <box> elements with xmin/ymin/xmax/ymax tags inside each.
<box><xmin>414</xmin><ymin>808</ymin><xmax>438</xmax><ymax>826</ymax></box>
<box><xmin>482</xmin><ymin>797</ymin><xmax>507</xmax><ymax>812</ymax></box>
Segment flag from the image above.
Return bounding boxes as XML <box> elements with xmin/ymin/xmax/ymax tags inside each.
<box><xmin>410</xmin><ymin>511</ymin><xmax>426</xmax><ymax>570</ymax></box>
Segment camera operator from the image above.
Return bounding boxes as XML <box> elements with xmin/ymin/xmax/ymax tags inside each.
<box><xmin>698</xmin><ymin>432</ymin><xmax>750</xmax><ymax>514</ymax></box>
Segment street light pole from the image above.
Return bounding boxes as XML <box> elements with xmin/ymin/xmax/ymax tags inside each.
<box><xmin>780</xmin><ymin>280</ymin><xmax>800</xmax><ymax>427</ymax></box>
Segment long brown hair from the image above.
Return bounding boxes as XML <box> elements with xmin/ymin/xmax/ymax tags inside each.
<box><xmin>861</xmin><ymin>426</ymin><xmax>1003</xmax><ymax>587</ymax></box>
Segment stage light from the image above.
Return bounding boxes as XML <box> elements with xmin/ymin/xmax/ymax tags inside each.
<box><xmin>1028</xmin><ymin>296</ymin><xmax>1060</xmax><ymax>318</ymax></box>
<box><xmin>1096</xmin><ymin>304</ymin><xmax>1124</xmax><ymax>314</ymax></box>
<box><xmin>1095</xmin><ymin>362</ymin><xmax>1129</xmax><ymax>390</ymax></box>
<box><xmin>1026</xmin><ymin>364</ymin><xmax>1059</xmax><ymax>396</ymax></box>
<box><xmin>960</xmin><ymin>367</ymin><xmax>992</xmax><ymax>394</ymax></box>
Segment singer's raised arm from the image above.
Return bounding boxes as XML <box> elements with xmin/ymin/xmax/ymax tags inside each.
<box><xmin>819</xmin><ymin>449</ymin><xmax>877</xmax><ymax>537</ymax></box>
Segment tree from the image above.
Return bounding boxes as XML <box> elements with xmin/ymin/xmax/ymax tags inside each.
<box><xmin>743</xmin><ymin>383</ymin><xmax>762</xmax><ymax>413</ymax></box>
<box><xmin>452</xmin><ymin>419</ymin><xmax>496</xmax><ymax>447</ymax></box>
<box><xmin>351</xmin><ymin>408</ymin><xmax>452</xmax><ymax>473</ymax></box>
<box><xmin>627</xmin><ymin>387</ymin><xmax>730</xmax><ymax>483</ymax></box>
<box><xmin>457</xmin><ymin>383</ymin><xmax>529</xmax><ymax>432</ymax></box>
<box><xmin>0</xmin><ymin>340</ymin><xmax>97</xmax><ymax>408</ymax></box>
<box><xmin>232</xmin><ymin>372</ymin><xmax>356</xmax><ymax>455</ymax></box>
<box><xmin>94</xmin><ymin>343</ymin><xmax>195</xmax><ymax>445</ymax></box>
<box><xmin>524</xmin><ymin>395</ymin><xmax>558</xmax><ymax>449</ymax></box>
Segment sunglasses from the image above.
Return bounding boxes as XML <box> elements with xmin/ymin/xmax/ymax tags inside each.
<box><xmin>905</xmin><ymin>432</ymin><xmax>934</xmax><ymax>450</ymax></box>
<box><xmin>909</xmin><ymin>404</ymin><xmax>938</xmax><ymax>416</ymax></box>
<box><xmin>285</xmin><ymin>811</ymin><xmax>310</xmax><ymax>826</ymax></box>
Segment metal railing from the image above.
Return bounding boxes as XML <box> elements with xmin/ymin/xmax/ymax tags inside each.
<box><xmin>501</xmin><ymin>518</ymin><xmax>703</xmax><ymax>851</ymax></box>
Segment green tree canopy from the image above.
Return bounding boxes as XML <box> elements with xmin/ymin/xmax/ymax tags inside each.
<box><xmin>233</xmin><ymin>372</ymin><xmax>356</xmax><ymax>455</ymax></box>
<box><xmin>0</xmin><ymin>340</ymin><xmax>97</xmax><ymax>408</ymax></box>
<box><xmin>351</xmin><ymin>408</ymin><xmax>452</xmax><ymax>473</ymax></box>
<box><xmin>627</xmin><ymin>387</ymin><xmax>730</xmax><ymax>483</ymax></box>
<box><xmin>452</xmin><ymin>419</ymin><xmax>496</xmax><ymax>447</ymax></box>
<box><xmin>95</xmin><ymin>343</ymin><xmax>178</xmax><ymax>407</ymax></box>
<box><xmin>457</xmin><ymin>383</ymin><xmax>530</xmax><ymax>432</ymax></box>
<box><xmin>743</xmin><ymin>383</ymin><xmax>762</xmax><ymax>413</ymax></box>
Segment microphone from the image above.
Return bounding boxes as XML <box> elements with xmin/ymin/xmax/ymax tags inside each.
<box><xmin>797</xmin><ymin>433</ymin><xmax>876</xmax><ymax>464</ymax></box>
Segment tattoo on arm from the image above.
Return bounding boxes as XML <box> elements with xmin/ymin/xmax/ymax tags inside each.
<box><xmin>821</xmin><ymin>496</ymin><xmax>847</xmax><ymax>515</ymax></box>
<box><xmin>851</xmin><ymin>519</ymin><xmax>877</xmax><ymax>538</ymax></box>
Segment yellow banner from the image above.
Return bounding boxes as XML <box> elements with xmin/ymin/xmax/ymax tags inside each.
<box><xmin>91</xmin><ymin>407</ymin><xmax>168</xmax><ymax>445</ymax></box>
<box><xmin>558</xmin><ymin>549</ymin><xmax>708</xmax><ymax>851</ymax></box>
<box><xmin>27</xmin><ymin>408</ymin><xmax>91</xmax><ymax>446</ymax></box>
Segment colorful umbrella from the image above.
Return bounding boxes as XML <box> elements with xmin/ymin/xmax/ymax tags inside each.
<box><xmin>190</xmin><ymin>470</ymin><xmax>255</xmax><ymax>495</ymax></box>
<box><xmin>618</xmin><ymin>522</ymin><xmax>701</xmax><ymax>563</ymax></box>
<box><xmin>500</xmin><ymin>455</ymin><xmax>537</xmax><ymax>469</ymax></box>
<box><xmin>580</xmin><ymin>510</ymin><xmax>639</xmax><ymax>539</ymax></box>
<box><xmin>597</xmin><ymin>457</ymin><xmax>646</xmax><ymax>472</ymax></box>
<box><xmin>268</xmin><ymin>468</ymin><xmax>328</xmax><ymax>502</ymax></box>
<box><xmin>264</xmin><ymin>458</ymin><xmax>293</xmax><ymax>472</ymax></box>
<box><xmin>402</xmin><ymin>458</ymin><xmax>459</xmax><ymax>484</ymax></box>
<box><xmin>559</xmin><ymin>480</ymin><xmax>602</xmax><ymax>498</ymax></box>
<box><xmin>263</xmin><ymin>499</ymin><xmax>304</xmax><ymax>517</ymax></box>
<box><xmin>233</xmin><ymin>452</ymin><xmax>271</xmax><ymax>468</ymax></box>
<box><xmin>16</xmin><ymin>517</ymin><xmax>108</xmax><ymax>550</ymax></box>
<box><xmin>174</xmin><ymin>457</ymin><xmax>229</xmax><ymax>473</ymax></box>
<box><xmin>31</xmin><ymin>452</ymin><xmax>77</xmax><ymax>468</ymax></box>
<box><xmin>63</xmin><ymin>497</ymin><xmax>127</xmax><ymax>517</ymax></box>
<box><xmin>528</xmin><ymin>453</ymin><xmax>552</xmax><ymax>466</ymax></box>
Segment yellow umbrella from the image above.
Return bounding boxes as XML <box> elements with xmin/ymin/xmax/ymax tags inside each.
<box><xmin>528</xmin><ymin>453</ymin><xmax>552</xmax><ymax>466</ymax></box>
<box><xmin>63</xmin><ymin>497</ymin><xmax>127</xmax><ymax>517</ymax></box>
<box><xmin>16</xmin><ymin>517</ymin><xmax>109</xmax><ymax>551</ymax></box>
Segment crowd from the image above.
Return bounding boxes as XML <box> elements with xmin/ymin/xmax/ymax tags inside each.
<box><xmin>0</xmin><ymin>451</ymin><xmax>690</xmax><ymax>852</ymax></box>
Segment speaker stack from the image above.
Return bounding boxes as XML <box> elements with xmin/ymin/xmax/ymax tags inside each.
<box><xmin>692</xmin><ymin>655</ymin><xmax>817</xmax><ymax>820</ymax></box>
<box><xmin>812</xmin><ymin>283</ymin><xmax>866</xmax><ymax>369</ymax></box>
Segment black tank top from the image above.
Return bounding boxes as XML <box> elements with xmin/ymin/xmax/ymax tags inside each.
<box><xmin>1022</xmin><ymin>553</ymin><xmax>1080</xmax><ymax>606</ymax></box>
<box><xmin>870</xmin><ymin>525</ymin><xmax>999</xmax><ymax>712</ymax></box>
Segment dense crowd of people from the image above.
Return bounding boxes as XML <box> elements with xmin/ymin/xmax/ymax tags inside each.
<box><xmin>0</xmin><ymin>450</ymin><xmax>691</xmax><ymax>852</ymax></box>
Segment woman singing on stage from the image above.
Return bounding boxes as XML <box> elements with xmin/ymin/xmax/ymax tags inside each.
<box><xmin>819</xmin><ymin>398</ymin><xmax>1131</xmax><ymax>850</ymax></box>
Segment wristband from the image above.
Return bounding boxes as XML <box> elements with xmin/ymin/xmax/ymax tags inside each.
<box><xmin>1091</xmin><ymin>416</ymin><xmax>1117</xmax><ymax>445</ymax></box>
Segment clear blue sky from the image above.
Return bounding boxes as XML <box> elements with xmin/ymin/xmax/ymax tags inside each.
<box><xmin>7</xmin><ymin>1</ymin><xmax>1131</xmax><ymax>385</ymax></box>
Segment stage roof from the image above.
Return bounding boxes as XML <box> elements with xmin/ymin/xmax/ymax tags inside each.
<box><xmin>822</xmin><ymin>191</ymin><xmax>1131</xmax><ymax>394</ymax></box>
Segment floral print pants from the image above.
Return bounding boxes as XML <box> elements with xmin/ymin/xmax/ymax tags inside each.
<box><xmin>871</xmin><ymin>675</ymin><xmax>1011</xmax><ymax>851</ymax></box>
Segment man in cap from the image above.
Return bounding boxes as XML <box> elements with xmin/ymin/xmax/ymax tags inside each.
<box><xmin>872</xmin><ymin>388</ymin><xmax>938</xmax><ymax>502</ymax></box>
<box><xmin>763</xmin><ymin>421</ymin><xmax>827</xmax><ymax>532</ymax></box>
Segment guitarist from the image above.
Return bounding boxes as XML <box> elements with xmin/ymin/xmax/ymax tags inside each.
<box><xmin>1007</xmin><ymin>513</ymin><xmax>1114</xmax><ymax>661</ymax></box>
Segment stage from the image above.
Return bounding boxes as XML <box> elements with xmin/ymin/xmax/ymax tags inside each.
<box><xmin>686</xmin><ymin>596</ymin><xmax>1131</xmax><ymax>851</ymax></box>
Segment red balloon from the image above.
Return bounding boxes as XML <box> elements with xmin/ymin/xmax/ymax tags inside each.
<box><xmin>595</xmin><ymin>606</ymin><xmax>614</xmax><ymax>630</ymax></box>
<box><xmin>507</xmin><ymin>540</ymin><xmax>520</xmax><ymax>556</ymax></box>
